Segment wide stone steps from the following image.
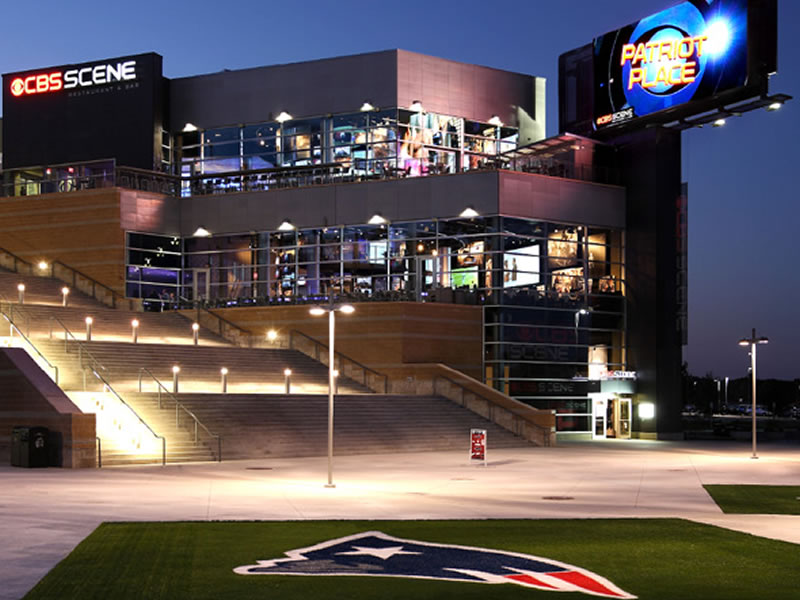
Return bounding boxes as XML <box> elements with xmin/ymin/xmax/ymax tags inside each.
<box><xmin>0</xmin><ymin>270</ymin><xmax>103</xmax><ymax>309</ymax></box>
<box><xmin>128</xmin><ymin>392</ymin><xmax>530</xmax><ymax>460</ymax></box>
<box><xmin>36</xmin><ymin>339</ymin><xmax>371</xmax><ymax>395</ymax></box>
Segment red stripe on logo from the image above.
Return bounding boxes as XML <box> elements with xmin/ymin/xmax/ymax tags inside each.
<box><xmin>548</xmin><ymin>570</ymin><xmax>626</xmax><ymax>598</ymax></box>
<box><xmin>505</xmin><ymin>573</ymin><xmax>558</xmax><ymax>589</ymax></box>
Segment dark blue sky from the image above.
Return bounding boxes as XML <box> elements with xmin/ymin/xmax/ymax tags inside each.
<box><xmin>1</xmin><ymin>0</ymin><xmax>797</xmax><ymax>380</ymax></box>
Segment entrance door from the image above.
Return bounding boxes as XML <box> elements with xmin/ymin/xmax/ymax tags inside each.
<box><xmin>616</xmin><ymin>398</ymin><xmax>632</xmax><ymax>439</ymax></box>
<box><xmin>193</xmin><ymin>268</ymin><xmax>210</xmax><ymax>301</ymax></box>
<box><xmin>592</xmin><ymin>399</ymin><xmax>607</xmax><ymax>439</ymax></box>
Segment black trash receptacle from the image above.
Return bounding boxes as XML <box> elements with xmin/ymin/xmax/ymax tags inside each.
<box><xmin>10</xmin><ymin>426</ymin><xmax>26</xmax><ymax>467</ymax></box>
<box><xmin>11</xmin><ymin>426</ymin><xmax>49</xmax><ymax>468</ymax></box>
<box><xmin>28</xmin><ymin>427</ymin><xmax>49</xmax><ymax>468</ymax></box>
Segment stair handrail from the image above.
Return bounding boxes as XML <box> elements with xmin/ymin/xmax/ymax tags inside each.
<box><xmin>0</xmin><ymin>305</ymin><xmax>59</xmax><ymax>385</ymax></box>
<box><xmin>288</xmin><ymin>329</ymin><xmax>388</xmax><ymax>393</ymax></box>
<box><xmin>49</xmin><ymin>260</ymin><xmax>126</xmax><ymax>310</ymax></box>
<box><xmin>48</xmin><ymin>316</ymin><xmax>110</xmax><ymax>381</ymax></box>
<box><xmin>0</xmin><ymin>245</ymin><xmax>132</xmax><ymax>310</ymax></box>
<box><xmin>0</xmin><ymin>294</ymin><xmax>31</xmax><ymax>338</ymax></box>
<box><xmin>431</xmin><ymin>369</ymin><xmax>555</xmax><ymax>447</ymax></box>
<box><xmin>90</xmin><ymin>366</ymin><xmax>166</xmax><ymax>466</ymax></box>
<box><xmin>0</xmin><ymin>246</ymin><xmax>34</xmax><ymax>275</ymax></box>
<box><xmin>137</xmin><ymin>367</ymin><xmax>222</xmax><ymax>462</ymax></box>
<box><xmin>189</xmin><ymin>305</ymin><xmax>253</xmax><ymax>346</ymax></box>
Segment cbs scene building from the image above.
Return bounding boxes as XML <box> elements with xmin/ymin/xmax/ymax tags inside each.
<box><xmin>0</xmin><ymin>0</ymin><xmax>786</xmax><ymax>441</ymax></box>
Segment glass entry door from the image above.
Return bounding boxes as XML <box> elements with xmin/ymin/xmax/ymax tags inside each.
<box><xmin>616</xmin><ymin>398</ymin><xmax>632</xmax><ymax>439</ymax></box>
<box><xmin>192</xmin><ymin>268</ymin><xmax>210</xmax><ymax>301</ymax></box>
<box><xmin>592</xmin><ymin>398</ymin><xmax>607</xmax><ymax>439</ymax></box>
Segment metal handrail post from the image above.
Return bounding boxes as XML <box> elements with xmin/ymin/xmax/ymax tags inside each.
<box><xmin>162</xmin><ymin>438</ymin><xmax>166</xmax><ymax>466</ymax></box>
<box><xmin>138</xmin><ymin>371</ymin><xmax>143</xmax><ymax>392</ymax></box>
<box><xmin>175</xmin><ymin>403</ymin><xmax>179</xmax><ymax>427</ymax></box>
<box><xmin>194</xmin><ymin>419</ymin><xmax>198</xmax><ymax>443</ymax></box>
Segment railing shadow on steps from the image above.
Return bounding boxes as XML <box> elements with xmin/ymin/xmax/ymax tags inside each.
<box><xmin>0</xmin><ymin>246</ymin><xmax>140</xmax><ymax>311</ymax></box>
<box><xmin>138</xmin><ymin>367</ymin><xmax>222</xmax><ymax>462</ymax></box>
<box><xmin>288</xmin><ymin>329</ymin><xmax>388</xmax><ymax>393</ymax></box>
<box><xmin>407</xmin><ymin>363</ymin><xmax>556</xmax><ymax>447</ymax></box>
<box><xmin>34</xmin><ymin>315</ymin><xmax>165</xmax><ymax>466</ymax></box>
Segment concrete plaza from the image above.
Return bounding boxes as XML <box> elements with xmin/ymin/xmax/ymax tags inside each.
<box><xmin>2</xmin><ymin>438</ymin><xmax>800</xmax><ymax>599</ymax></box>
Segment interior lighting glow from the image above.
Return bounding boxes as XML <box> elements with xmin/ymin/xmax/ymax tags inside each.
<box><xmin>182</xmin><ymin>123</ymin><xmax>198</xmax><ymax>132</ymax></box>
<box><xmin>360</xmin><ymin>102</ymin><xmax>375</xmax><ymax>112</ymax></box>
<box><xmin>368</xmin><ymin>213</ymin><xmax>387</xmax><ymax>225</ymax></box>
<box><xmin>278</xmin><ymin>220</ymin><xmax>295</xmax><ymax>231</ymax></box>
<box><xmin>276</xmin><ymin>111</ymin><xmax>293</xmax><ymax>123</ymax></box>
<box><xmin>266</xmin><ymin>329</ymin><xmax>278</xmax><ymax>341</ymax></box>
<box><xmin>37</xmin><ymin>261</ymin><xmax>48</xmax><ymax>270</ymax></box>
<box><xmin>193</xmin><ymin>226</ymin><xmax>211</xmax><ymax>237</ymax></box>
<box><xmin>767</xmin><ymin>102</ymin><xmax>782</xmax><ymax>111</ymax></box>
<box><xmin>309</xmin><ymin>307</ymin><xmax>326</xmax><ymax>316</ymax></box>
<box><xmin>713</xmin><ymin>118</ymin><xmax>726</xmax><ymax>127</ymax></box>
<box><xmin>17</xmin><ymin>283</ymin><xmax>25</xmax><ymax>292</ymax></box>
<box><xmin>339</xmin><ymin>304</ymin><xmax>355</xmax><ymax>314</ymax></box>
<box><xmin>639</xmin><ymin>403</ymin><xmax>655</xmax><ymax>420</ymax></box>
<box><xmin>460</xmin><ymin>207</ymin><xmax>479</xmax><ymax>218</ymax></box>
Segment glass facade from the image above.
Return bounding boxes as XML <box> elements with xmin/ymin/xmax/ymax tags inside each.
<box><xmin>126</xmin><ymin>215</ymin><xmax>625</xmax><ymax>432</ymax></box>
<box><xmin>176</xmin><ymin>108</ymin><xmax>516</xmax><ymax>184</ymax></box>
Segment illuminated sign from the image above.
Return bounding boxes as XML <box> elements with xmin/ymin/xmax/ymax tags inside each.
<box><xmin>594</xmin><ymin>0</ymin><xmax>748</xmax><ymax>129</ymax></box>
<box><xmin>9</xmin><ymin>60</ymin><xmax>137</xmax><ymax>97</ymax></box>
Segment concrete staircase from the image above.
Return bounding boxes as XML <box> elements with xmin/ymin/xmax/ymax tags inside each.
<box><xmin>130</xmin><ymin>392</ymin><xmax>528</xmax><ymax>459</ymax></box>
<box><xmin>38</xmin><ymin>340</ymin><xmax>372</xmax><ymax>395</ymax></box>
<box><xmin>1</xmin><ymin>267</ymin><xmax>532</xmax><ymax>465</ymax></box>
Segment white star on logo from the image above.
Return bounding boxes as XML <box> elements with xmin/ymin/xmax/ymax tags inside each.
<box><xmin>336</xmin><ymin>545</ymin><xmax>422</xmax><ymax>560</ymax></box>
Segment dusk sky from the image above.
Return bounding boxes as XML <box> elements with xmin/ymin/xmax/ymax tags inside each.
<box><xmin>1</xmin><ymin>0</ymin><xmax>797</xmax><ymax>380</ymax></box>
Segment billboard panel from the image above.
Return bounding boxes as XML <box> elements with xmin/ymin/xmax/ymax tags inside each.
<box><xmin>593</xmin><ymin>0</ymin><xmax>750</xmax><ymax>130</ymax></box>
<box><xmin>2</xmin><ymin>53</ymin><xmax>164</xmax><ymax>170</ymax></box>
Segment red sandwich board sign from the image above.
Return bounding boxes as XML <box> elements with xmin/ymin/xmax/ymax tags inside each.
<box><xmin>470</xmin><ymin>428</ymin><xmax>487</xmax><ymax>465</ymax></box>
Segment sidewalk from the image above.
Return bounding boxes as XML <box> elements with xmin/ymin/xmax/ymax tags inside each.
<box><xmin>2</xmin><ymin>439</ymin><xmax>799</xmax><ymax>599</ymax></box>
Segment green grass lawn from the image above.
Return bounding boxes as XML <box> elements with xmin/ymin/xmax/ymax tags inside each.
<box><xmin>23</xmin><ymin>519</ymin><xmax>800</xmax><ymax>600</ymax></box>
<box><xmin>704</xmin><ymin>485</ymin><xmax>800</xmax><ymax>514</ymax></box>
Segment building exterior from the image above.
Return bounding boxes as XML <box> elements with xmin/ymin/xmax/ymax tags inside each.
<box><xmin>0</xmin><ymin>1</ymin><xmax>785</xmax><ymax>441</ymax></box>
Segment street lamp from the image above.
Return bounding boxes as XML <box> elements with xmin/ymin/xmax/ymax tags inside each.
<box><xmin>738</xmin><ymin>328</ymin><xmax>769</xmax><ymax>459</ymax></box>
<box><xmin>309</xmin><ymin>299</ymin><xmax>355</xmax><ymax>487</ymax></box>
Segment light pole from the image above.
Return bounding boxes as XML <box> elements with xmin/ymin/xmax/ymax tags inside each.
<box><xmin>738</xmin><ymin>328</ymin><xmax>768</xmax><ymax>459</ymax></box>
<box><xmin>310</xmin><ymin>299</ymin><xmax>355</xmax><ymax>488</ymax></box>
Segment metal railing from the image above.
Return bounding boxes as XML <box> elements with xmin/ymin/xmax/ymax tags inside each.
<box><xmin>432</xmin><ymin>371</ymin><xmax>554</xmax><ymax>447</ymax></box>
<box><xmin>0</xmin><ymin>246</ymin><xmax>135</xmax><ymax>311</ymax></box>
<box><xmin>0</xmin><ymin>304</ymin><xmax>59</xmax><ymax>384</ymax></box>
<box><xmin>137</xmin><ymin>367</ymin><xmax>222</xmax><ymax>462</ymax></box>
<box><xmin>288</xmin><ymin>329</ymin><xmax>388</xmax><ymax>393</ymax></box>
<box><xmin>91</xmin><ymin>366</ymin><xmax>166</xmax><ymax>466</ymax></box>
<box><xmin>0</xmin><ymin>247</ymin><xmax>34</xmax><ymax>275</ymax></box>
<box><xmin>189</xmin><ymin>305</ymin><xmax>255</xmax><ymax>347</ymax></box>
<box><xmin>49</xmin><ymin>316</ymin><xmax>108</xmax><ymax>388</ymax></box>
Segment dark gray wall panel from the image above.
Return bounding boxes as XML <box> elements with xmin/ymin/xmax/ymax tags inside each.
<box><xmin>498</xmin><ymin>171</ymin><xmax>625</xmax><ymax>228</ymax></box>
<box><xmin>170</xmin><ymin>51</ymin><xmax>399</xmax><ymax>129</ymax></box>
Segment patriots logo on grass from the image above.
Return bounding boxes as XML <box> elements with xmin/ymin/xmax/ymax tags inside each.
<box><xmin>234</xmin><ymin>531</ymin><xmax>636</xmax><ymax>598</ymax></box>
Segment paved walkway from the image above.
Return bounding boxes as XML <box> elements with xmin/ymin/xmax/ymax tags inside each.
<box><xmin>2</xmin><ymin>439</ymin><xmax>800</xmax><ymax>599</ymax></box>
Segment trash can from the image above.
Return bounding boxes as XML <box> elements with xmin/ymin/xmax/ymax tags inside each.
<box><xmin>10</xmin><ymin>426</ymin><xmax>25</xmax><ymax>467</ymax></box>
<box><xmin>10</xmin><ymin>426</ymin><xmax>49</xmax><ymax>468</ymax></box>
